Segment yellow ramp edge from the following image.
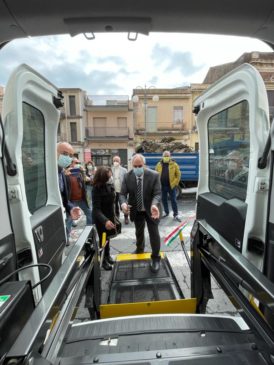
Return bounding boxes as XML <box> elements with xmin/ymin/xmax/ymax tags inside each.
<box><xmin>116</xmin><ymin>252</ymin><xmax>165</xmax><ymax>261</ymax></box>
<box><xmin>100</xmin><ymin>298</ymin><xmax>197</xmax><ymax>319</ymax></box>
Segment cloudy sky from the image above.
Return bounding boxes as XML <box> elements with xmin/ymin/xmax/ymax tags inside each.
<box><xmin>0</xmin><ymin>32</ymin><xmax>271</xmax><ymax>96</ymax></box>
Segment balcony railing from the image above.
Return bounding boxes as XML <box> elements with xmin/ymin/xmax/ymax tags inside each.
<box><xmin>86</xmin><ymin>95</ymin><xmax>129</xmax><ymax>107</ymax></box>
<box><xmin>86</xmin><ymin>127</ymin><xmax>129</xmax><ymax>138</ymax></box>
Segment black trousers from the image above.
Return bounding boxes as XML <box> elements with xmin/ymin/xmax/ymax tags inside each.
<box><xmin>134</xmin><ymin>211</ymin><xmax>161</xmax><ymax>260</ymax></box>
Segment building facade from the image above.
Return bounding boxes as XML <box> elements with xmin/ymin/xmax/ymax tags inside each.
<box><xmin>59</xmin><ymin>88</ymin><xmax>86</xmax><ymax>161</ymax></box>
<box><xmin>84</xmin><ymin>95</ymin><xmax>134</xmax><ymax>167</ymax></box>
<box><xmin>204</xmin><ymin>52</ymin><xmax>274</xmax><ymax>120</ymax></box>
<box><xmin>132</xmin><ymin>86</ymin><xmax>208</xmax><ymax>151</ymax></box>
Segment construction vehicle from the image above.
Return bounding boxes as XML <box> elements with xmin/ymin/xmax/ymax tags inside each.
<box><xmin>1</xmin><ymin>1</ymin><xmax>274</xmax><ymax>364</ymax></box>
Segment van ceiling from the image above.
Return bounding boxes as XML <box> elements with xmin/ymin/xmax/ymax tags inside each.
<box><xmin>0</xmin><ymin>0</ymin><xmax>274</xmax><ymax>47</ymax></box>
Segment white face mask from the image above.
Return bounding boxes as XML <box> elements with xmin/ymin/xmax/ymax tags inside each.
<box><xmin>113</xmin><ymin>161</ymin><xmax>119</xmax><ymax>167</ymax></box>
<box><xmin>228</xmin><ymin>160</ymin><xmax>237</xmax><ymax>170</ymax></box>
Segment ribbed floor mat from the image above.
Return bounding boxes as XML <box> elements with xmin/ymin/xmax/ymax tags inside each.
<box><xmin>113</xmin><ymin>259</ymin><xmax>169</xmax><ymax>281</ymax></box>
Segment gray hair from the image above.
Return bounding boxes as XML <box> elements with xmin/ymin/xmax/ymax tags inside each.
<box><xmin>163</xmin><ymin>150</ymin><xmax>171</xmax><ymax>157</ymax></box>
<box><xmin>132</xmin><ymin>153</ymin><xmax>146</xmax><ymax>164</ymax></box>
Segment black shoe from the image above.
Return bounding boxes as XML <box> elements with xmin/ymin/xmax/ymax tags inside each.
<box><xmin>124</xmin><ymin>216</ymin><xmax>129</xmax><ymax>225</ymax></box>
<box><xmin>162</xmin><ymin>213</ymin><xmax>169</xmax><ymax>219</ymax></box>
<box><xmin>150</xmin><ymin>260</ymin><xmax>160</xmax><ymax>273</ymax></box>
<box><xmin>134</xmin><ymin>248</ymin><xmax>144</xmax><ymax>254</ymax></box>
<box><xmin>174</xmin><ymin>215</ymin><xmax>181</xmax><ymax>222</ymax></box>
<box><xmin>102</xmin><ymin>260</ymin><xmax>112</xmax><ymax>271</ymax></box>
<box><xmin>105</xmin><ymin>255</ymin><xmax>115</xmax><ymax>265</ymax></box>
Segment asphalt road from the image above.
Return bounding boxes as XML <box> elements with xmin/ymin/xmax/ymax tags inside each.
<box><xmin>68</xmin><ymin>193</ymin><xmax>237</xmax><ymax>317</ymax></box>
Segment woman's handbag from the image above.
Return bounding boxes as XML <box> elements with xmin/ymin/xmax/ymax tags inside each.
<box><xmin>107</xmin><ymin>216</ymin><xmax>122</xmax><ymax>238</ymax></box>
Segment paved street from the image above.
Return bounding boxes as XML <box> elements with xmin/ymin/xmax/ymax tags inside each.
<box><xmin>109</xmin><ymin>193</ymin><xmax>196</xmax><ymax>257</ymax></box>
<box><xmin>69</xmin><ymin>192</ymin><xmax>237</xmax><ymax>317</ymax></box>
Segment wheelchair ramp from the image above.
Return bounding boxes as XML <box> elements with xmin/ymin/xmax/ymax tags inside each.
<box><xmin>100</xmin><ymin>253</ymin><xmax>196</xmax><ymax>318</ymax></box>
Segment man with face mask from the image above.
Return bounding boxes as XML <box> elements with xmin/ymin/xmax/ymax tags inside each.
<box><xmin>111</xmin><ymin>155</ymin><xmax>128</xmax><ymax>224</ymax></box>
<box><xmin>155</xmin><ymin>151</ymin><xmax>181</xmax><ymax>222</ymax></box>
<box><xmin>120</xmin><ymin>154</ymin><xmax>162</xmax><ymax>273</ymax></box>
<box><xmin>65</xmin><ymin>157</ymin><xmax>93</xmax><ymax>232</ymax></box>
<box><xmin>57</xmin><ymin>142</ymin><xmax>81</xmax><ymax>243</ymax></box>
<box><xmin>224</xmin><ymin>150</ymin><xmax>248</xmax><ymax>183</ymax></box>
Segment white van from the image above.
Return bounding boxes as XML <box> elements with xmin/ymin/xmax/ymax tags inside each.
<box><xmin>1</xmin><ymin>1</ymin><xmax>274</xmax><ymax>364</ymax></box>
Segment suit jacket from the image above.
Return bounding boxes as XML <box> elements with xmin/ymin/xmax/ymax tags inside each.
<box><xmin>58</xmin><ymin>165</ymin><xmax>73</xmax><ymax>215</ymax></box>
<box><xmin>120</xmin><ymin>168</ymin><xmax>161</xmax><ymax>221</ymax></box>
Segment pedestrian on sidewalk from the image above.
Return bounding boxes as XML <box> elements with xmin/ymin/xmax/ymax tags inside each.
<box><xmin>155</xmin><ymin>150</ymin><xmax>181</xmax><ymax>222</ymax></box>
<box><xmin>57</xmin><ymin>142</ymin><xmax>81</xmax><ymax>243</ymax></box>
<box><xmin>85</xmin><ymin>160</ymin><xmax>96</xmax><ymax>207</ymax></box>
<box><xmin>111</xmin><ymin>155</ymin><xmax>129</xmax><ymax>224</ymax></box>
<box><xmin>66</xmin><ymin>157</ymin><xmax>92</xmax><ymax>231</ymax></box>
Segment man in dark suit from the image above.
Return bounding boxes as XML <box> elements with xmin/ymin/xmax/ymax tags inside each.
<box><xmin>57</xmin><ymin>142</ymin><xmax>81</xmax><ymax>243</ymax></box>
<box><xmin>120</xmin><ymin>153</ymin><xmax>162</xmax><ymax>272</ymax></box>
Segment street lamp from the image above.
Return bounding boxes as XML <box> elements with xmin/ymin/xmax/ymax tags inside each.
<box><xmin>132</xmin><ymin>85</ymin><xmax>159</xmax><ymax>138</ymax></box>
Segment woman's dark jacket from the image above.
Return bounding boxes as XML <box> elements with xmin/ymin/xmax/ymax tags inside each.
<box><xmin>92</xmin><ymin>182</ymin><xmax>116</xmax><ymax>241</ymax></box>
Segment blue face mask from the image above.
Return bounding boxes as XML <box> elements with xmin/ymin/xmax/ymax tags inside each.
<box><xmin>58</xmin><ymin>154</ymin><xmax>72</xmax><ymax>168</ymax></box>
<box><xmin>133</xmin><ymin>167</ymin><xmax>144</xmax><ymax>176</ymax></box>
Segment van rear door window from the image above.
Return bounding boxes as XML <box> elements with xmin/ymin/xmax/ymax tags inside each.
<box><xmin>22</xmin><ymin>102</ymin><xmax>47</xmax><ymax>213</ymax></box>
<box><xmin>208</xmin><ymin>100</ymin><xmax>250</xmax><ymax>201</ymax></box>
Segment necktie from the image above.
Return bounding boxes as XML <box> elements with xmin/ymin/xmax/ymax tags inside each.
<box><xmin>136</xmin><ymin>177</ymin><xmax>143</xmax><ymax>211</ymax></box>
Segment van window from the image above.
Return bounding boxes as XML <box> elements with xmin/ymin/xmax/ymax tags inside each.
<box><xmin>22</xmin><ymin>102</ymin><xmax>47</xmax><ymax>213</ymax></box>
<box><xmin>208</xmin><ymin>100</ymin><xmax>250</xmax><ymax>201</ymax></box>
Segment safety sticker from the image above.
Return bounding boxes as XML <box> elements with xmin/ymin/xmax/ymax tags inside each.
<box><xmin>0</xmin><ymin>295</ymin><xmax>11</xmax><ymax>308</ymax></box>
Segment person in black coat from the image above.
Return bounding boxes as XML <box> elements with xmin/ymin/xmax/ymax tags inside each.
<box><xmin>92</xmin><ymin>166</ymin><xmax>116</xmax><ymax>270</ymax></box>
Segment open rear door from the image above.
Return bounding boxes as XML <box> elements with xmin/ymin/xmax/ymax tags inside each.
<box><xmin>194</xmin><ymin>63</ymin><xmax>270</xmax><ymax>271</ymax></box>
<box><xmin>2</xmin><ymin>64</ymin><xmax>66</xmax><ymax>302</ymax></box>
<box><xmin>0</xmin><ymin>118</ymin><xmax>17</xmax><ymax>283</ymax></box>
